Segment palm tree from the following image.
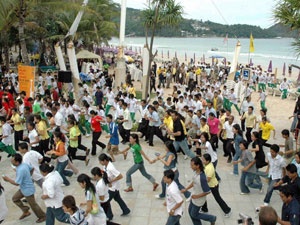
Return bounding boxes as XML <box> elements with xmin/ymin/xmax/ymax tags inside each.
<box><xmin>0</xmin><ymin>0</ymin><xmax>18</xmax><ymax>69</ymax></box>
<box><xmin>142</xmin><ymin>0</ymin><xmax>183</xmax><ymax>97</ymax></box>
<box><xmin>273</xmin><ymin>0</ymin><xmax>300</xmax><ymax>56</ymax></box>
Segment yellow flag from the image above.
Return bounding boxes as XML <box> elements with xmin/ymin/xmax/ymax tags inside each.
<box><xmin>249</xmin><ymin>33</ymin><xmax>255</xmax><ymax>53</ymax></box>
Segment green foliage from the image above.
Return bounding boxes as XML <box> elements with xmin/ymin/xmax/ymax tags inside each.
<box><xmin>273</xmin><ymin>0</ymin><xmax>300</xmax><ymax>56</ymax></box>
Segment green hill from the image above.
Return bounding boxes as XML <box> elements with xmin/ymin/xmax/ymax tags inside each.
<box><xmin>121</xmin><ymin>8</ymin><xmax>296</xmax><ymax>39</ymax></box>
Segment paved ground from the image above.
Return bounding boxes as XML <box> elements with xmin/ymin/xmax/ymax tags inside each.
<box><xmin>1</xmin><ymin>86</ymin><xmax>296</xmax><ymax>225</ymax></box>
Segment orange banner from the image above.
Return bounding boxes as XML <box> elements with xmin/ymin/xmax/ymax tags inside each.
<box><xmin>18</xmin><ymin>65</ymin><xmax>36</xmax><ymax>97</ymax></box>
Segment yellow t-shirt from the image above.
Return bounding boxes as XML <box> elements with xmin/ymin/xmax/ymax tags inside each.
<box><xmin>11</xmin><ymin>113</ymin><xmax>24</xmax><ymax>131</ymax></box>
<box><xmin>36</xmin><ymin>120</ymin><xmax>49</xmax><ymax>140</ymax></box>
<box><xmin>195</xmin><ymin>68</ymin><xmax>201</xmax><ymax>75</ymax></box>
<box><xmin>164</xmin><ymin>116</ymin><xmax>173</xmax><ymax>131</ymax></box>
<box><xmin>204</xmin><ymin>162</ymin><xmax>218</xmax><ymax>188</ymax></box>
<box><xmin>200</xmin><ymin>124</ymin><xmax>210</xmax><ymax>138</ymax></box>
<box><xmin>259</xmin><ymin>122</ymin><xmax>274</xmax><ymax>140</ymax></box>
<box><xmin>69</xmin><ymin>126</ymin><xmax>78</xmax><ymax>148</ymax></box>
<box><xmin>243</xmin><ymin>113</ymin><xmax>256</xmax><ymax>128</ymax></box>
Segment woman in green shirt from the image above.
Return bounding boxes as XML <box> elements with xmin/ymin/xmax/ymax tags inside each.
<box><xmin>121</xmin><ymin>134</ymin><xmax>159</xmax><ymax>192</ymax></box>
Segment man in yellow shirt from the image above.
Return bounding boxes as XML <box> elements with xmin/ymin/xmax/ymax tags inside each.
<box><xmin>259</xmin><ymin>116</ymin><xmax>275</xmax><ymax>148</ymax></box>
<box><xmin>241</xmin><ymin>106</ymin><xmax>256</xmax><ymax>143</ymax></box>
<box><xmin>10</xmin><ymin>108</ymin><xmax>24</xmax><ymax>150</ymax></box>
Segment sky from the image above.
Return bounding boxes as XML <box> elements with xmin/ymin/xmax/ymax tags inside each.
<box><xmin>114</xmin><ymin>0</ymin><xmax>277</xmax><ymax>29</ymax></box>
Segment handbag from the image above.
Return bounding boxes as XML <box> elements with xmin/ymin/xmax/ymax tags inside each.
<box><xmin>90</xmin><ymin>192</ymin><xmax>99</xmax><ymax>215</ymax></box>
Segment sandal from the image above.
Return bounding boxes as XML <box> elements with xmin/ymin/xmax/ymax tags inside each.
<box><xmin>124</xmin><ymin>187</ymin><xmax>133</xmax><ymax>192</ymax></box>
<box><xmin>123</xmin><ymin>152</ymin><xmax>128</xmax><ymax>160</ymax></box>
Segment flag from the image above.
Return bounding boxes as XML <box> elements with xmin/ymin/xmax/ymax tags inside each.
<box><xmin>193</xmin><ymin>53</ymin><xmax>195</xmax><ymax>63</ymax></box>
<box><xmin>249</xmin><ymin>33</ymin><xmax>255</xmax><ymax>53</ymax></box>
<box><xmin>185</xmin><ymin>52</ymin><xmax>187</xmax><ymax>61</ymax></box>
<box><xmin>175</xmin><ymin>51</ymin><xmax>177</xmax><ymax>58</ymax></box>
<box><xmin>203</xmin><ymin>54</ymin><xmax>205</xmax><ymax>63</ymax></box>
<box><xmin>223</xmin><ymin>33</ymin><xmax>228</xmax><ymax>45</ymax></box>
<box><xmin>167</xmin><ymin>50</ymin><xmax>169</xmax><ymax>59</ymax></box>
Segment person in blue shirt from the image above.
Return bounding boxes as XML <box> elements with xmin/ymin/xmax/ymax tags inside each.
<box><xmin>3</xmin><ymin>153</ymin><xmax>46</xmax><ymax>223</ymax></box>
<box><xmin>106</xmin><ymin>114</ymin><xmax>120</xmax><ymax>162</ymax></box>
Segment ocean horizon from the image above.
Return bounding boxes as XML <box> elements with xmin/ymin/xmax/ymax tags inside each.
<box><xmin>109</xmin><ymin>37</ymin><xmax>300</xmax><ymax>77</ymax></box>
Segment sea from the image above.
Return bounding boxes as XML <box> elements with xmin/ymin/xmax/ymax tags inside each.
<box><xmin>109</xmin><ymin>37</ymin><xmax>300</xmax><ymax>76</ymax></box>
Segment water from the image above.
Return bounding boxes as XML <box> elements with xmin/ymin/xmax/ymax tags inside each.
<box><xmin>109</xmin><ymin>37</ymin><xmax>300</xmax><ymax>74</ymax></box>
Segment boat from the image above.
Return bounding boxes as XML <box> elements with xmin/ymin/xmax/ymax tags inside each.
<box><xmin>211</xmin><ymin>48</ymin><xmax>218</xmax><ymax>51</ymax></box>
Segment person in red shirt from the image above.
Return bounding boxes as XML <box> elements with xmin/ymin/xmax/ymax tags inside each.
<box><xmin>90</xmin><ymin>110</ymin><xmax>106</xmax><ymax>155</ymax></box>
<box><xmin>50</xmin><ymin>88</ymin><xmax>59</xmax><ymax>102</ymax></box>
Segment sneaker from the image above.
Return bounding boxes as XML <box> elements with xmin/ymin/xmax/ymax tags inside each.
<box><xmin>86</xmin><ymin>134</ymin><xmax>91</xmax><ymax>137</ymax></box>
<box><xmin>199</xmin><ymin>208</ymin><xmax>208</xmax><ymax>213</ymax></box>
<box><xmin>230</xmin><ymin>172</ymin><xmax>238</xmax><ymax>177</ymax></box>
<box><xmin>263</xmin><ymin>202</ymin><xmax>269</xmax><ymax>206</ymax></box>
<box><xmin>259</xmin><ymin>185</ymin><xmax>264</xmax><ymax>194</ymax></box>
<box><xmin>120</xmin><ymin>210</ymin><xmax>131</xmax><ymax>216</ymax></box>
<box><xmin>184</xmin><ymin>155</ymin><xmax>188</xmax><ymax>160</ymax></box>
<box><xmin>155</xmin><ymin>194</ymin><xmax>165</xmax><ymax>199</ymax></box>
<box><xmin>224</xmin><ymin>210</ymin><xmax>232</xmax><ymax>218</ymax></box>
<box><xmin>240</xmin><ymin>192</ymin><xmax>249</xmax><ymax>195</ymax></box>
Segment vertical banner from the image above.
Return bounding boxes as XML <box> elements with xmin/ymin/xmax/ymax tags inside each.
<box><xmin>18</xmin><ymin>65</ymin><xmax>35</xmax><ymax>97</ymax></box>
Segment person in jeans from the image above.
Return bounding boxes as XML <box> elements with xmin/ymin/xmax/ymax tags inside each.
<box><xmin>163</xmin><ymin>170</ymin><xmax>183</xmax><ymax>225</ymax></box>
<box><xmin>168</xmin><ymin>110</ymin><xmax>195</xmax><ymax>159</ymax></box>
<box><xmin>2</xmin><ymin>153</ymin><xmax>46</xmax><ymax>223</ymax></box>
<box><xmin>120</xmin><ymin>134</ymin><xmax>159</xmax><ymax>192</ymax></box>
<box><xmin>46</xmin><ymin>131</ymin><xmax>73</xmax><ymax>186</ymax></box>
<box><xmin>202</xmin><ymin>153</ymin><xmax>231</xmax><ymax>217</ymax></box>
<box><xmin>263</xmin><ymin>144</ymin><xmax>286</xmax><ymax>206</ymax></box>
<box><xmin>39</xmin><ymin>163</ymin><xmax>70</xmax><ymax>225</ymax></box>
<box><xmin>182</xmin><ymin>157</ymin><xmax>217</xmax><ymax>225</ymax></box>
<box><xmin>98</xmin><ymin>153</ymin><xmax>131</xmax><ymax>217</ymax></box>
<box><xmin>232</xmin><ymin>124</ymin><xmax>244</xmax><ymax>176</ymax></box>
<box><xmin>233</xmin><ymin>140</ymin><xmax>263</xmax><ymax>195</ymax></box>
<box><xmin>154</xmin><ymin>141</ymin><xmax>190</xmax><ymax>199</ymax></box>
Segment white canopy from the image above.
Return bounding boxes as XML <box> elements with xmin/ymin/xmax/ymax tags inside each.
<box><xmin>76</xmin><ymin>50</ymin><xmax>103</xmax><ymax>70</ymax></box>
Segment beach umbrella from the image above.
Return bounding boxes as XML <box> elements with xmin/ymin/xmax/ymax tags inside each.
<box><xmin>167</xmin><ymin>50</ymin><xmax>169</xmax><ymax>59</ymax></box>
<box><xmin>229</xmin><ymin>41</ymin><xmax>241</xmax><ymax>75</ymax></box>
<box><xmin>175</xmin><ymin>51</ymin><xmax>177</xmax><ymax>58</ymax></box>
<box><xmin>249</xmin><ymin>58</ymin><xmax>253</xmax><ymax>66</ymax></box>
<box><xmin>185</xmin><ymin>52</ymin><xmax>187</xmax><ymax>61</ymax></box>
<box><xmin>203</xmin><ymin>54</ymin><xmax>205</xmax><ymax>63</ymax></box>
<box><xmin>193</xmin><ymin>53</ymin><xmax>195</xmax><ymax>63</ymax></box>
<box><xmin>224</xmin><ymin>57</ymin><xmax>227</xmax><ymax>66</ymax></box>
<box><xmin>139</xmin><ymin>47</ymin><xmax>141</xmax><ymax>54</ymax></box>
<box><xmin>283</xmin><ymin>62</ymin><xmax>286</xmax><ymax>76</ymax></box>
<box><xmin>162</xmin><ymin>50</ymin><xmax>163</xmax><ymax>59</ymax></box>
<box><xmin>268</xmin><ymin>60</ymin><xmax>273</xmax><ymax>72</ymax></box>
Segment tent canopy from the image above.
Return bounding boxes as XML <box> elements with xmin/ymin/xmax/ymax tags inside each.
<box><xmin>76</xmin><ymin>50</ymin><xmax>101</xmax><ymax>61</ymax></box>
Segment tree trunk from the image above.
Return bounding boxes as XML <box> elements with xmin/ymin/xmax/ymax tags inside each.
<box><xmin>4</xmin><ymin>45</ymin><xmax>10</xmax><ymax>71</ymax></box>
<box><xmin>18</xmin><ymin>0</ymin><xmax>29</xmax><ymax>65</ymax></box>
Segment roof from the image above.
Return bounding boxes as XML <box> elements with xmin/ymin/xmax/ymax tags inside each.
<box><xmin>76</xmin><ymin>50</ymin><xmax>101</xmax><ymax>60</ymax></box>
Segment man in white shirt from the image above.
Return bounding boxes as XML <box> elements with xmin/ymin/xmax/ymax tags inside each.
<box><xmin>119</xmin><ymin>102</ymin><xmax>132</xmax><ymax>144</ymax></box>
<box><xmin>19</xmin><ymin>142</ymin><xmax>44</xmax><ymax>188</ymax></box>
<box><xmin>0</xmin><ymin>116</ymin><xmax>16</xmax><ymax>157</ymax></box>
<box><xmin>163</xmin><ymin>170</ymin><xmax>183</xmax><ymax>225</ymax></box>
<box><xmin>176</xmin><ymin>96</ymin><xmax>186</xmax><ymax>115</ymax></box>
<box><xmin>51</xmin><ymin>107</ymin><xmax>67</xmax><ymax>133</ymax></box>
<box><xmin>263</xmin><ymin>144</ymin><xmax>286</xmax><ymax>206</ymax></box>
<box><xmin>222</xmin><ymin>115</ymin><xmax>235</xmax><ymax>163</ymax></box>
<box><xmin>280</xmin><ymin>78</ymin><xmax>290</xmax><ymax>99</ymax></box>
<box><xmin>240</xmin><ymin>96</ymin><xmax>254</xmax><ymax>131</ymax></box>
<box><xmin>228</xmin><ymin>88</ymin><xmax>240</xmax><ymax>115</ymax></box>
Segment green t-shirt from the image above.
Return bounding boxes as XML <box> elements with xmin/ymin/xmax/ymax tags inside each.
<box><xmin>130</xmin><ymin>143</ymin><xmax>143</xmax><ymax>164</ymax></box>
<box><xmin>69</xmin><ymin>126</ymin><xmax>78</xmax><ymax>148</ymax></box>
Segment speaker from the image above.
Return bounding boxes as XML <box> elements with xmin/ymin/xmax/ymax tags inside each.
<box><xmin>58</xmin><ymin>71</ymin><xmax>72</xmax><ymax>83</ymax></box>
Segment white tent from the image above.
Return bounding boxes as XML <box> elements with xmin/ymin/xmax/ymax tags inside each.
<box><xmin>76</xmin><ymin>50</ymin><xmax>103</xmax><ymax>73</ymax></box>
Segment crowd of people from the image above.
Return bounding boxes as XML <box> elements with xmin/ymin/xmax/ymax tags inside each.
<box><xmin>0</xmin><ymin>60</ymin><xmax>299</xmax><ymax>225</ymax></box>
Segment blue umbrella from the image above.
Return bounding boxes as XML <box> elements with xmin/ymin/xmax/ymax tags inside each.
<box><xmin>268</xmin><ymin>60</ymin><xmax>272</xmax><ymax>72</ymax></box>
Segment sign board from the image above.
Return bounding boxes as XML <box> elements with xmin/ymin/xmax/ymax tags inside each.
<box><xmin>18</xmin><ymin>65</ymin><xmax>36</xmax><ymax>97</ymax></box>
<box><xmin>242</xmin><ymin>68</ymin><xmax>251</xmax><ymax>81</ymax></box>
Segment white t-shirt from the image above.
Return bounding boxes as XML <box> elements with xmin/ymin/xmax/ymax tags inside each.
<box><xmin>28</xmin><ymin>129</ymin><xmax>39</xmax><ymax>147</ymax></box>
<box><xmin>166</xmin><ymin>181</ymin><xmax>183</xmax><ymax>216</ymax></box>
<box><xmin>42</xmin><ymin>171</ymin><xmax>64</xmax><ymax>208</ymax></box>
<box><xmin>96</xmin><ymin>179</ymin><xmax>109</xmax><ymax>203</ymax></box>
<box><xmin>23</xmin><ymin>150</ymin><xmax>43</xmax><ymax>181</ymax></box>
<box><xmin>104</xmin><ymin>161</ymin><xmax>121</xmax><ymax>191</ymax></box>
<box><xmin>223</xmin><ymin>121</ymin><xmax>235</xmax><ymax>139</ymax></box>
<box><xmin>2</xmin><ymin>123</ymin><xmax>12</xmax><ymax>145</ymax></box>
<box><xmin>199</xmin><ymin>141</ymin><xmax>217</xmax><ymax>163</ymax></box>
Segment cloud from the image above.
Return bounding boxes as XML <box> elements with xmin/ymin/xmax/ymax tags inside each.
<box><xmin>114</xmin><ymin>0</ymin><xmax>277</xmax><ymax>28</ymax></box>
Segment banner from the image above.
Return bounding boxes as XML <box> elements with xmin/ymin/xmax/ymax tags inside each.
<box><xmin>18</xmin><ymin>65</ymin><xmax>35</xmax><ymax>97</ymax></box>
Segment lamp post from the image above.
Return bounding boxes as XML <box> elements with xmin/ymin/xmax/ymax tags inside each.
<box><xmin>115</xmin><ymin>0</ymin><xmax>127</xmax><ymax>89</ymax></box>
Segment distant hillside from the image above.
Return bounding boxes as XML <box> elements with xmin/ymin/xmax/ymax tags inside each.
<box><xmin>120</xmin><ymin>8</ymin><xmax>296</xmax><ymax>39</ymax></box>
